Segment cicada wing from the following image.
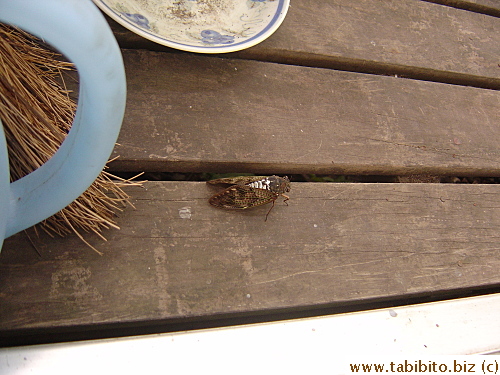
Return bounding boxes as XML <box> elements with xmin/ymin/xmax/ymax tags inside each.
<box><xmin>207</xmin><ymin>176</ymin><xmax>269</xmax><ymax>186</ymax></box>
<box><xmin>209</xmin><ymin>185</ymin><xmax>276</xmax><ymax>209</ymax></box>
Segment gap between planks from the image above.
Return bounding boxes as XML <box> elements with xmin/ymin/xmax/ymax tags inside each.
<box><xmin>422</xmin><ymin>0</ymin><xmax>500</xmax><ymax>17</ymax></box>
<box><xmin>1</xmin><ymin>293</ymin><xmax>499</xmax><ymax>370</ymax></box>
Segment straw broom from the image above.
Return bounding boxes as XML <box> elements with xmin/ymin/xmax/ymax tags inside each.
<box><xmin>0</xmin><ymin>24</ymin><xmax>141</xmax><ymax>255</ymax></box>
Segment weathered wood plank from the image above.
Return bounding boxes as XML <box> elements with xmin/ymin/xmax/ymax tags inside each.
<box><xmin>1</xmin><ymin>182</ymin><xmax>499</xmax><ymax>338</ymax></box>
<box><xmin>109</xmin><ymin>50</ymin><xmax>500</xmax><ymax>176</ymax></box>
<box><xmin>108</xmin><ymin>0</ymin><xmax>500</xmax><ymax>86</ymax></box>
<box><xmin>254</xmin><ymin>0</ymin><xmax>500</xmax><ymax>85</ymax></box>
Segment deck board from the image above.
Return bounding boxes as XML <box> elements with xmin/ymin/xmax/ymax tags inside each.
<box><xmin>1</xmin><ymin>182</ymin><xmax>499</xmax><ymax>342</ymax></box>
<box><xmin>109</xmin><ymin>0</ymin><xmax>500</xmax><ymax>86</ymax></box>
<box><xmin>109</xmin><ymin>50</ymin><xmax>500</xmax><ymax>176</ymax></box>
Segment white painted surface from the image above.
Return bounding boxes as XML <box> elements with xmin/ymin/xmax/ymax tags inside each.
<box><xmin>1</xmin><ymin>294</ymin><xmax>499</xmax><ymax>374</ymax></box>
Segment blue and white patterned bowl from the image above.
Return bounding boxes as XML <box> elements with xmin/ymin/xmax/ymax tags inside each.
<box><xmin>92</xmin><ymin>0</ymin><xmax>290</xmax><ymax>53</ymax></box>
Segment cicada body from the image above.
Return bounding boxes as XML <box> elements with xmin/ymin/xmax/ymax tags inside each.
<box><xmin>207</xmin><ymin>175</ymin><xmax>291</xmax><ymax>220</ymax></box>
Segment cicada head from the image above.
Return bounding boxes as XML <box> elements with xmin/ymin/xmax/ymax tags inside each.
<box><xmin>267</xmin><ymin>176</ymin><xmax>291</xmax><ymax>195</ymax></box>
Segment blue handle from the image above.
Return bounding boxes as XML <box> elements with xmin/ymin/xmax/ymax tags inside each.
<box><xmin>0</xmin><ymin>0</ymin><xmax>126</xmax><ymax>239</ymax></box>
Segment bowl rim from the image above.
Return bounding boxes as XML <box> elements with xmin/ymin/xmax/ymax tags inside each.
<box><xmin>92</xmin><ymin>0</ymin><xmax>290</xmax><ymax>54</ymax></box>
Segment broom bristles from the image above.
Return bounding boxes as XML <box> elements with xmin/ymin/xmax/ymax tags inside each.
<box><xmin>0</xmin><ymin>24</ymin><xmax>141</xmax><ymax>254</ymax></box>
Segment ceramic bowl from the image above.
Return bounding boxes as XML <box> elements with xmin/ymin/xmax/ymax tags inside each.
<box><xmin>93</xmin><ymin>0</ymin><xmax>290</xmax><ymax>53</ymax></box>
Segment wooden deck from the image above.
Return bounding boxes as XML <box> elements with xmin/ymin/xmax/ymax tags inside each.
<box><xmin>1</xmin><ymin>0</ymin><xmax>499</xmax><ymax>347</ymax></box>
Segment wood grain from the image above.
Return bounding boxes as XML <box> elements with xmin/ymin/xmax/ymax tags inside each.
<box><xmin>109</xmin><ymin>50</ymin><xmax>500</xmax><ymax>176</ymax></box>
<box><xmin>1</xmin><ymin>182</ymin><xmax>499</xmax><ymax>337</ymax></box>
